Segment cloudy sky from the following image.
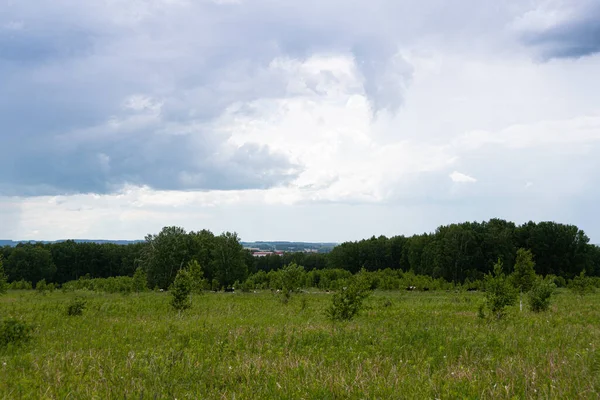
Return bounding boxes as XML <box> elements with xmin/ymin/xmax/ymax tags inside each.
<box><xmin>1</xmin><ymin>0</ymin><xmax>600</xmax><ymax>242</ymax></box>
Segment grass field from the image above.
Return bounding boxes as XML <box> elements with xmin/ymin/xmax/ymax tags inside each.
<box><xmin>1</xmin><ymin>289</ymin><xmax>599</xmax><ymax>399</ymax></box>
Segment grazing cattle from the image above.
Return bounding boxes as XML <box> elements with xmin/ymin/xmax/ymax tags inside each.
<box><xmin>406</xmin><ymin>286</ymin><xmax>416</xmax><ymax>291</ymax></box>
<box><xmin>224</xmin><ymin>287</ymin><xmax>235</xmax><ymax>293</ymax></box>
<box><xmin>422</xmin><ymin>287</ymin><xmax>430</xmax><ymax>291</ymax></box>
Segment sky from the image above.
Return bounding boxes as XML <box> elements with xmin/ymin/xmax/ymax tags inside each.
<box><xmin>1</xmin><ymin>0</ymin><xmax>600</xmax><ymax>242</ymax></box>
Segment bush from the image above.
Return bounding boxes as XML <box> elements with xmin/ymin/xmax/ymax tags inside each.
<box><xmin>186</xmin><ymin>260</ymin><xmax>206</xmax><ymax>294</ymax></box>
<box><xmin>326</xmin><ymin>270</ymin><xmax>372</xmax><ymax>321</ymax></box>
<box><xmin>483</xmin><ymin>260</ymin><xmax>517</xmax><ymax>319</ymax></box>
<box><xmin>280</xmin><ymin>263</ymin><xmax>305</xmax><ymax>293</ymax></box>
<box><xmin>61</xmin><ymin>276</ymin><xmax>136</xmax><ymax>294</ymax></box>
<box><xmin>0</xmin><ymin>318</ymin><xmax>33</xmax><ymax>347</ymax></box>
<box><xmin>9</xmin><ymin>279</ymin><xmax>33</xmax><ymax>290</ymax></box>
<box><xmin>67</xmin><ymin>297</ymin><xmax>87</xmax><ymax>316</ymax></box>
<box><xmin>527</xmin><ymin>278</ymin><xmax>556</xmax><ymax>312</ymax></box>
<box><xmin>547</xmin><ymin>274</ymin><xmax>567</xmax><ymax>288</ymax></box>
<box><xmin>511</xmin><ymin>248</ymin><xmax>537</xmax><ymax>292</ymax></box>
<box><xmin>569</xmin><ymin>271</ymin><xmax>596</xmax><ymax>295</ymax></box>
<box><xmin>170</xmin><ymin>269</ymin><xmax>192</xmax><ymax>312</ymax></box>
<box><xmin>36</xmin><ymin>279</ymin><xmax>48</xmax><ymax>294</ymax></box>
<box><xmin>132</xmin><ymin>267</ymin><xmax>148</xmax><ymax>293</ymax></box>
<box><xmin>0</xmin><ymin>256</ymin><xmax>7</xmax><ymax>295</ymax></box>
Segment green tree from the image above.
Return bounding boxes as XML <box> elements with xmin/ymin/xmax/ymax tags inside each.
<box><xmin>483</xmin><ymin>259</ymin><xmax>517</xmax><ymax>319</ymax></box>
<box><xmin>527</xmin><ymin>277</ymin><xmax>556</xmax><ymax>312</ymax></box>
<box><xmin>0</xmin><ymin>256</ymin><xmax>7</xmax><ymax>295</ymax></box>
<box><xmin>280</xmin><ymin>262</ymin><xmax>305</xmax><ymax>293</ymax></box>
<box><xmin>186</xmin><ymin>259</ymin><xmax>206</xmax><ymax>294</ymax></box>
<box><xmin>5</xmin><ymin>245</ymin><xmax>56</xmax><ymax>285</ymax></box>
<box><xmin>132</xmin><ymin>267</ymin><xmax>148</xmax><ymax>293</ymax></box>
<box><xmin>511</xmin><ymin>248</ymin><xmax>537</xmax><ymax>292</ymax></box>
<box><xmin>569</xmin><ymin>270</ymin><xmax>595</xmax><ymax>295</ymax></box>
<box><xmin>35</xmin><ymin>278</ymin><xmax>48</xmax><ymax>294</ymax></box>
<box><xmin>170</xmin><ymin>269</ymin><xmax>192</xmax><ymax>313</ymax></box>
<box><xmin>326</xmin><ymin>269</ymin><xmax>372</xmax><ymax>321</ymax></box>
<box><xmin>141</xmin><ymin>226</ymin><xmax>192</xmax><ymax>290</ymax></box>
<box><xmin>211</xmin><ymin>232</ymin><xmax>248</xmax><ymax>288</ymax></box>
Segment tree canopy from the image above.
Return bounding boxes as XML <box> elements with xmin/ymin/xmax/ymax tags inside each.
<box><xmin>0</xmin><ymin>219</ymin><xmax>598</xmax><ymax>287</ymax></box>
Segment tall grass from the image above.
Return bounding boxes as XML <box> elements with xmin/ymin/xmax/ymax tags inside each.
<box><xmin>0</xmin><ymin>289</ymin><xmax>599</xmax><ymax>399</ymax></box>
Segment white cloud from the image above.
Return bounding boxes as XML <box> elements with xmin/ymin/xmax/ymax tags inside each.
<box><xmin>2</xmin><ymin>0</ymin><xmax>600</xmax><ymax>242</ymax></box>
<box><xmin>449</xmin><ymin>171</ymin><xmax>477</xmax><ymax>183</ymax></box>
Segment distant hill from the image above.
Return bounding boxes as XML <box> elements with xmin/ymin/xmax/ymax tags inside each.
<box><xmin>0</xmin><ymin>239</ymin><xmax>337</xmax><ymax>252</ymax></box>
<box><xmin>0</xmin><ymin>239</ymin><xmax>143</xmax><ymax>247</ymax></box>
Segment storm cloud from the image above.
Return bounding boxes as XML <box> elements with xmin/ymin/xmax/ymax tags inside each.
<box><xmin>518</xmin><ymin>1</ymin><xmax>600</xmax><ymax>59</ymax></box>
<box><xmin>2</xmin><ymin>1</ymin><xmax>600</xmax><ymax>241</ymax></box>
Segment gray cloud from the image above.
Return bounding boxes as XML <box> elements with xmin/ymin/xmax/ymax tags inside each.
<box><xmin>0</xmin><ymin>0</ymin><xmax>526</xmax><ymax>196</ymax></box>
<box><xmin>520</xmin><ymin>2</ymin><xmax>600</xmax><ymax>59</ymax></box>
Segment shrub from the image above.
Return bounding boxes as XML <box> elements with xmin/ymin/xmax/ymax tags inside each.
<box><xmin>281</xmin><ymin>262</ymin><xmax>305</xmax><ymax>293</ymax></box>
<box><xmin>569</xmin><ymin>270</ymin><xmax>596</xmax><ymax>295</ymax></box>
<box><xmin>511</xmin><ymin>248</ymin><xmax>537</xmax><ymax>292</ymax></box>
<box><xmin>326</xmin><ymin>270</ymin><xmax>372</xmax><ymax>321</ymax></box>
<box><xmin>0</xmin><ymin>318</ymin><xmax>33</xmax><ymax>347</ymax></box>
<box><xmin>186</xmin><ymin>260</ymin><xmax>206</xmax><ymax>294</ymax></box>
<box><xmin>0</xmin><ymin>256</ymin><xmax>7</xmax><ymax>295</ymax></box>
<box><xmin>8</xmin><ymin>280</ymin><xmax>33</xmax><ymax>290</ymax></box>
<box><xmin>61</xmin><ymin>276</ymin><xmax>136</xmax><ymax>294</ymax></box>
<box><xmin>483</xmin><ymin>259</ymin><xmax>517</xmax><ymax>319</ymax></box>
<box><xmin>547</xmin><ymin>274</ymin><xmax>567</xmax><ymax>288</ymax></box>
<box><xmin>527</xmin><ymin>278</ymin><xmax>556</xmax><ymax>312</ymax></box>
<box><xmin>132</xmin><ymin>267</ymin><xmax>148</xmax><ymax>293</ymax></box>
<box><xmin>237</xmin><ymin>279</ymin><xmax>252</xmax><ymax>293</ymax></box>
<box><xmin>67</xmin><ymin>297</ymin><xmax>87</xmax><ymax>316</ymax></box>
<box><xmin>170</xmin><ymin>269</ymin><xmax>192</xmax><ymax>312</ymax></box>
<box><xmin>36</xmin><ymin>279</ymin><xmax>48</xmax><ymax>294</ymax></box>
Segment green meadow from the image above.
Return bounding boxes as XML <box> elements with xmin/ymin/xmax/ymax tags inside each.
<box><xmin>1</xmin><ymin>289</ymin><xmax>599</xmax><ymax>399</ymax></box>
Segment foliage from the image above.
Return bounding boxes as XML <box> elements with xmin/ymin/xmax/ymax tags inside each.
<box><xmin>1</xmin><ymin>290</ymin><xmax>600</xmax><ymax>397</ymax></box>
<box><xmin>323</xmin><ymin>219</ymin><xmax>596</xmax><ymax>282</ymax></box>
<box><xmin>0</xmin><ymin>255</ymin><xmax>7</xmax><ymax>295</ymax></box>
<box><xmin>4</xmin><ymin>245</ymin><xmax>56</xmax><ymax>285</ymax></box>
<box><xmin>141</xmin><ymin>226</ymin><xmax>194</xmax><ymax>290</ymax></box>
<box><xmin>62</xmin><ymin>276</ymin><xmax>136</xmax><ymax>293</ymax></box>
<box><xmin>548</xmin><ymin>274</ymin><xmax>567</xmax><ymax>288</ymax></box>
<box><xmin>186</xmin><ymin>260</ymin><xmax>206</xmax><ymax>294</ymax></box>
<box><xmin>483</xmin><ymin>259</ymin><xmax>517</xmax><ymax>319</ymax></box>
<box><xmin>511</xmin><ymin>248</ymin><xmax>537</xmax><ymax>292</ymax></box>
<box><xmin>132</xmin><ymin>267</ymin><xmax>148</xmax><ymax>293</ymax></box>
<box><xmin>170</xmin><ymin>269</ymin><xmax>192</xmax><ymax>312</ymax></box>
<box><xmin>1</xmin><ymin>219</ymin><xmax>599</xmax><ymax>291</ymax></box>
<box><xmin>527</xmin><ymin>278</ymin><xmax>556</xmax><ymax>312</ymax></box>
<box><xmin>569</xmin><ymin>270</ymin><xmax>596</xmax><ymax>295</ymax></box>
<box><xmin>211</xmin><ymin>232</ymin><xmax>248</xmax><ymax>288</ymax></box>
<box><xmin>280</xmin><ymin>262</ymin><xmax>305</xmax><ymax>293</ymax></box>
<box><xmin>139</xmin><ymin>227</ymin><xmax>247</xmax><ymax>290</ymax></box>
<box><xmin>66</xmin><ymin>297</ymin><xmax>87</xmax><ymax>316</ymax></box>
<box><xmin>326</xmin><ymin>270</ymin><xmax>372</xmax><ymax>321</ymax></box>
<box><xmin>36</xmin><ymin>278</ymin><xmax>49</xmax><ymax>294</ymax></box>
<box><xmin>0</xmin><ymin>318</ymin><xmax>32</xmax><ymax>348</ymax></box>
<box><xmin>8</xmin><ymin>279</ymin><xmax>33</xmax><ymax>290</ymax></box>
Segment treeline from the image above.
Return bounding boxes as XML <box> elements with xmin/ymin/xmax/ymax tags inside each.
<box><xmin>327</xmin><ymin>219</ymin><xmax>599</xmax><ymax>281</ymax></box>
<box><xmin>1</xmin><ymin>219</ymin><xmax>599</xmax><ymax>289</ymax></box>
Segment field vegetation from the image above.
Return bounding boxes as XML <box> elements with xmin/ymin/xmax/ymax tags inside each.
<box><xmin>2</xmin><ymin>219</ymin><xmax>600</xmax><ymax>398</ymax></box>
<box><xmin>1</xmin><ymin>288</ymin><xmax>599</xmax><ymax>399</ymax></box>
